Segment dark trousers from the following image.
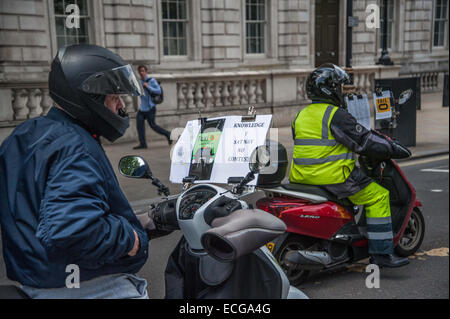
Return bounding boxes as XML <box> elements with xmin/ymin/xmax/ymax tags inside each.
<box><xmin>136</xmin><ymin>108</ymin><xmax>170</xmax><ymax>147</ymax></box>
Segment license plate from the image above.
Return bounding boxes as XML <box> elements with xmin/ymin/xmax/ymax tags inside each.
<box><xmin>376</xmin><ymin>97</ymin><xmax>391</xmax><ymax>113</ymax></box>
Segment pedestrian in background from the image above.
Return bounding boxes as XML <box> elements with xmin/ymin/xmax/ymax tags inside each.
<box><xmin>133</xmin><ymin>65</ymin><xmax>171</xmax><ymax>149</ymax></box>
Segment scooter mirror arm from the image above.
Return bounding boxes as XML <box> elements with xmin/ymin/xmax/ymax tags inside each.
<box><xmin>150</xmin><ymin>176</ymin><xmax>170</xmax><ymax>197</ymax></box>
<box><xmin>236</xmin><ymin>186</ymin><xmax>257</xmax><ymax>199</ymax></box>
<box><xmin>182</xmin><ymin>175</ymin><xmax>198</xmax><ymax>191</ymax></box>
<box><xmin>234</xmin><ymin>172</ymin><xmax>255</xmax><ymax>194</ymax></box>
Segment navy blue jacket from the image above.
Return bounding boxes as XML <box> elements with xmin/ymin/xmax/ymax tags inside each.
<box><xmin>0</xmin><ymin>107</ymin><xmax>148</xmax><ymax>288</ymax></box>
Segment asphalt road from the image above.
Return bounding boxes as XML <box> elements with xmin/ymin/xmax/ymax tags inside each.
<box><xmin>0</xmin><ymin>156</ymin><xmax>448</xmax><ymax>299</ymax></box>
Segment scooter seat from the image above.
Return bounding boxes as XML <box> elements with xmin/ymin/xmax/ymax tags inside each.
<box><xmin>281</xmin><ymin>183</ymin><xmax>354</xmax><ymax>208</ymax></box>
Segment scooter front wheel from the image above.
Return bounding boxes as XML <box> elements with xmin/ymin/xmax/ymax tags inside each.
<box><xmin>395</xmin><ymin>207</ymin><xmax>425</xmax><ymax>257</ymax></box>
<box><xmin>275</xmin><ymin>234</ymin><xmax>316</xmax><ymax>286</ymax></box>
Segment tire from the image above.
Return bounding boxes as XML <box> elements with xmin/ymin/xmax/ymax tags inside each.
<box><xmin>395</xmin><ymin>207</ymin><xmax>425</xmax><ymax>257</ymax></box>
<box><xmin>274</xmin><ymin>234</ymin><xmax>316</xmax><ymax>286</ymax></box>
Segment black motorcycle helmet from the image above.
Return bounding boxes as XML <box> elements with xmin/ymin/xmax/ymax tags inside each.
<box><xmin>48</xmin><ymin>44</ymin><xmax>143</xmax><ymax>142</ymax></box>
<box><xmin>306</xmin><ymin>63</ymin><xmax>351</xmax><ymax>107</ymax></box>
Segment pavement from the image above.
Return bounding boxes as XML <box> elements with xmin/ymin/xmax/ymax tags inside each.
<box><xmin>104</xmin><ymin>91</ymin><xmax>449</xmax><ymax>206</ymax></box>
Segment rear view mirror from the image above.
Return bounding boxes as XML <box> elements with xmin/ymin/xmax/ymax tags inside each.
<box><xmin>398</xmin><ymin>89</ymin><xmax>413</xmax><ymax>105</ymax></box>
<box><xmin>119</xmin><ymin>156</ymin><xmax>152</xmax><ymax>178</ymax></box>
<box><xmin>249</xmin><ymin>145</ymin><xmax>271</xmax><ymax>174</ymax></box>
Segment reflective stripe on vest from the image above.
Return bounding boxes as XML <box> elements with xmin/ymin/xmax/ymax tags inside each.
<box><xmin>294</xmin><ymin>105</ymin><xmax>336</xmax><ymax>146</ymax></box>
<box><xmin>289</xmin><ymin>103</ymin><xmax>356</xmax><ymax>185</ymax></box>
<box><xmin>293</xmin><ymin>152</ymin><xmax>356</xmax><ymax>165</ymax></box>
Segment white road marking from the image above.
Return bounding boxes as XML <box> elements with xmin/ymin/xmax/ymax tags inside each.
<box><xmin>431</xmin><ymin>189</ymin><xmax>443</xmax><ymax>192</ymax></box>
<box><xmin>421</xmin><ymin>168</ymin><xmax>449</xmax><ymax>173</ymax></box>
<box><xmin>398</xmin><ymin>155</ymin><xmax>449</xmax><ymax>167</ymax></box>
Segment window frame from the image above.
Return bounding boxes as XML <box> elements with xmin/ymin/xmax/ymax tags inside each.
<box><xmin>52</xmin><ymin>0</ymin><xmax>92</xmax><ymax>49</ymax></box>
<box><xmin>48</xmin><ymin>0</ymin><xmax>105</xmax><ymax>58</ymax></box>
<box><xmin>432</xmin><ymin>0</ymin><xmax>449</xmax><ymax>48</ymax></box>
<box><xmin>157</xmin><ymin>0</ymin><xmax>203</xmax><ymax>66</ymax></box>
<box><xmin>244</xmin><ymin>0</ymin><xmax>267</xmax><ymax>55</ymax></box>
<box><xmin>161</xmin><ymin>0</ymin><xmax>189</xmax><ymax>57</ymax></box>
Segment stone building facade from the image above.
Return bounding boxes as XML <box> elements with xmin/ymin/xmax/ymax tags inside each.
<box><xmin>0</xmin><ymin>0</ymin><xmax>448</xmax><ymax>143</ymax></box>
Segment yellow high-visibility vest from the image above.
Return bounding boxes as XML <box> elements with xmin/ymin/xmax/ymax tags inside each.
<box><xmin>289</xmin><ymin>103</ymin><xmax>356</xmax><ymax>185</ymax></box>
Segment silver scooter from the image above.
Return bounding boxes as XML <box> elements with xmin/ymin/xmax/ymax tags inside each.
<box><xmin>118</xmin><ymin>146</ymin><xmax>308</xmax><ymax>299</ymax></box>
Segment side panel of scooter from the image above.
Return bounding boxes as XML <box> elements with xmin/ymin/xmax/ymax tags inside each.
<box><xmin>257</xmin><ymin>197</ymin><xmax>353</xmax><ymax>240</ymax></box>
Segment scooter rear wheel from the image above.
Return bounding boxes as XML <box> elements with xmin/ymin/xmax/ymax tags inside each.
<box><xmin>275</xmin><ymin>235</ymin><xmax>316</xmax><ymax>286</ymax></box>
<box><xmin>395</xmin><ymin>207</ymin><xmax>425</xmax><ymax>257</ymax></box>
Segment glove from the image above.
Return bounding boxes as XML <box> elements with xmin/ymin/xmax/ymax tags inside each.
<box><xmin>390</xmin><ymin>140</ymin><xmax>411</xmax><ymax>159</ymax></box>
<box><xmin>365</xmin><ymin>130</ymin><xmax>411</xmax><ymax>160</ymax></box>
<box><xmin>203</xmin><ymin>196</ymin><xmax>243</xmax><ymax>226</ymax></box>
<box><xmin>136</xmin><ymin>199</ymin><xmax>179</xmax><ymax>240</ymax></box>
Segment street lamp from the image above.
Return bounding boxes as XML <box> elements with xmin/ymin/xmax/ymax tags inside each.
<box><xmin>377</xmin><ymin>0</ymin><xmax>393</xmax><ymax>65</ymax></box>
<box><xmin>345</xmin><ymin>0</ymin><xmax>356</xmax><ymax>90</ymax></box>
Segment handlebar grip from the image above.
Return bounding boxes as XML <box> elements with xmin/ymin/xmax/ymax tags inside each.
<box><xmin>391</xmin><ymin>141</ymin><xmax>411</xmax><ymax>159</ymax></box>
<box><xmin>201</xmin><ymin>209</ymin><xmax>286</xmax><ymax>262</ymax></box>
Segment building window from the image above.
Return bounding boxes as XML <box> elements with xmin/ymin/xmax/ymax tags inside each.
<box><xmin>245</xmin><ymin>0</ymin><xmax>266</xmax><ymax>54</ymax></box>
<box><xmin>379</xmin><ymin>0</ymin><xmax>394</xmax><ymax>49</ymax></box>
<box><xmin>54</xmin><ymin>0</ymin><xmax>90</xmax><ymax>48</ymax></box>
<box><xmin>162</xmin><ymin>0</ymin><xmax>188</xmax><ymax>56</ymax></box>
<box><xmin>434</xmin><ymin>0</ymin><xmax>448</xmax><ymax>47</ymax></box>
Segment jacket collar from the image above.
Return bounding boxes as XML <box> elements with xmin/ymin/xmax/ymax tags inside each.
<box><xmin>46</xmin><ymin>106</ymin><xmax>77</xmax><ymax>123</ymax></box>
<box><xmin>45</xmin><ymin>106</ymin><xmax>101</xmax><ymax>142</ymax></box>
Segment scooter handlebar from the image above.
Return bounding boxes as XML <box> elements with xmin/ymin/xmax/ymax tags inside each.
<box><xmin>201</xmin><ymin>209</ymin><xmax>286</xmax><ymax>262</ymax></box>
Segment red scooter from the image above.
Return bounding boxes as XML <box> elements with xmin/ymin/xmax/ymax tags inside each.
<box><xmin>254</xmin><ymin>145</ymin><xmax>425</xmax><ymax>285</ymax></box>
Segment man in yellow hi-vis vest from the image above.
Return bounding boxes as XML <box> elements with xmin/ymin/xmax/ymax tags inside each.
<box><xmin>289</xmin><ymin>64</ymin><xmax>411</xmax><ymax>268</ymax></box>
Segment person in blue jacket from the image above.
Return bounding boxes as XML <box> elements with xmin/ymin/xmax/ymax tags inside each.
<box><xmin>0</xmin><ymin>44</ymin><xmax>153</xmax><ymax>298</ymax></box>
<box><xmin>133</xmin><ymin>65</ymin><xmax>172</xmax><ymax>149</ymax></box>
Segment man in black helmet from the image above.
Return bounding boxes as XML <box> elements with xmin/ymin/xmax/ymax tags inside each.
<box><xmin>0</xmin><ymin>44</ymin><xmax>155</xmax><ymax>298</ymax></box>
<box><xmin>289</xmin><ymin>63</ymin><xmax>411</xmax><ymax>268</ymax></box>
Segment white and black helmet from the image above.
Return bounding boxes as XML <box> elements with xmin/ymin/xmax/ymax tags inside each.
<box><xmin>306</xmin><ymin>63</ymin><xmax>351</xmax><ymax>107</ymax></box>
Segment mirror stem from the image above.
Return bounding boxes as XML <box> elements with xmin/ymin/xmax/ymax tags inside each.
<box><xmin>236</xmin><ymin>171</ymin><xmax>255</xmax><ymax>194</ymax></box>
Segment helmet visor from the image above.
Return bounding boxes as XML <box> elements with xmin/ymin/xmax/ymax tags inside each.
<box><xmin>79</xmin><ymin>64</ymin><xmax>143</xmax><ymax>96</ymax></box>
<box><xmin>334</xmin><ymin>65</ymin><xmax>351</xmax><ymax>84</ymax></box>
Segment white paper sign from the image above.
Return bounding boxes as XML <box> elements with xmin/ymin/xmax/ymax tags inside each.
<box><xmin>345</xmin><ymin>94</ymin><xmax>372</xmax><ymax>130</ymax></box>
<box><xmin>373</xmin><ymin>90</ymin><xmax>392</xmax><ymax>120</ymax></box>
<box><xmin>170</xmin><ymin>115</ymin><xmax>272</xmax><ymax>184</ymax></box>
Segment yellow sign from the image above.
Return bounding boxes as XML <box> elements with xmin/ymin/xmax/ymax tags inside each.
<box><xmin>376</xmin><ymin>97</ymin><xmax>391</xmax><ymax>113</ymax></box>
<box><xmin>266</xmin><ymin>242</ymin><xmax>275</xmax><ymax>253</ymax></box>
